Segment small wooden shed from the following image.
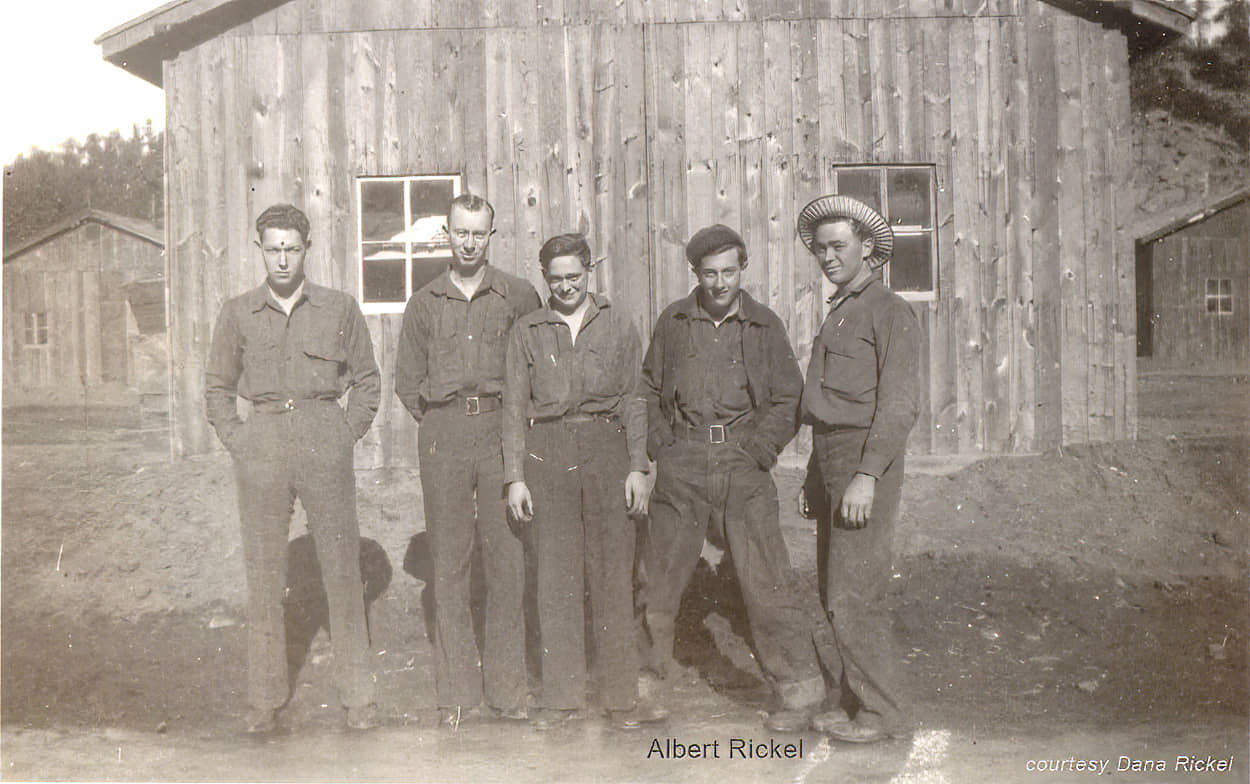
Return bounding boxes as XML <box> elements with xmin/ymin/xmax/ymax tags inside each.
<box><xmin>97</xmin><ymin>0</ymin><xmax>1189</xmax><ymax>466</ymax></box>
<box><xmin>1136</xmin><ymin>189</ymin><xmax>1250</xmax><ymax>368</ymax></box>
<box><xmin>3</xmin><ymin>209</ymin><xmax>168</xmax><ymax>413</ymax></box>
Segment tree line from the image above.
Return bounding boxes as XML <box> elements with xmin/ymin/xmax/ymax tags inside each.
<box><xmin>3</xmin><ymin>123</ymin><xmax>163</xmax><ymax>251</ymax></box>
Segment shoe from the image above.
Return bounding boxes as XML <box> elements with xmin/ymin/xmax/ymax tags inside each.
<box><xmin>346</xmin><ymin>703</ymin><xmax>379</xmax><ymax>731</ymax></box>
<box><xmin>608</xmin><ymin>701</ymin><xmax>669</xmax><ymax>730</ymax></box>
<box><xmin>529</xmin><ymin>708</ymin><xmax>575</xmax><ymax>730</ymax></box>
<box><xmin>244</xmin><ymin>708</ymin><xmax>279</xmax><ymax>735</ymax></box>
<box><xmin>763</xmin><ymin>708</ymin><xmax>812</xmax><ymax>733</ymax></box>
<box><xmin>824</xmin><ymin>719</ymin><xmax>888</xmax><ymax>744</ymax></box>
<box><xmin>809</xmin><ymin>707</ymin><xmax>853</xmax><ymax>734</ymax></box>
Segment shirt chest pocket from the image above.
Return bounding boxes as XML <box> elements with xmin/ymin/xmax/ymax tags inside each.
<box><xmin>583</xmin><ymin>342</ymin><xmax>624</xmax><ymax>398</ymax></box>
<box><xmin>821</xmin><ymin>326</ymin><xmax>877</xmax><ymax>403</ymax></box>
<box><xmin>528</xmin><ymin>330</ymin><xmax>569</xmax><ymax>404</ymax></box>
<box><xmin>240</xmin><ymin>323</ymin><xmax>281</xmax><ymax>392</ymax></box>
<box><xmin>300</xmin><ymin>326</ymin><xmax>347</xmax><ymax>392</ymax></box>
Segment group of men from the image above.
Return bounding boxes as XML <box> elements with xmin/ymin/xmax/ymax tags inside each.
<box><xmin>205</xmin><ymin>191</ymin><xmax>920</xmax><ymax>744</ymax></box>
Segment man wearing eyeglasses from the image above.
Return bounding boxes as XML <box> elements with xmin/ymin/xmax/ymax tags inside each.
<box><xmin>205</xmin><ymin>203</ymin><xmax>381</xmax><ymax>735</ymax></box>
<box><xmin>395</xmin><ymin>193</ymin><xmax>541</xmax><ymax>727</ymax></box>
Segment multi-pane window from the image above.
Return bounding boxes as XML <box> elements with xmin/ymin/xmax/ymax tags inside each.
<box><xmin>1205</xmin><ymin>278</ymin><xmax>1233</xmax><ymax>315</ymax></box>
<box><xmin>357</xmin><ymin>174</ymin><xmax>462</xmax><ymax>314</ymax></box>
<box><xmin>830</xmin><ymin>165</ymin><xmax>938</xmax><ymax>298</ymax></box>
<box><xmin>23</xmin><ymin>312</ymin><xmax>48</xmax><ymax>346</ymax></box>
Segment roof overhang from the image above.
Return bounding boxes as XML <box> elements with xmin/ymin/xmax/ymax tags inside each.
<box><xmin>99</xmin><ymin>0</ymin><xmax>1192</xmax><ymax>88</ymax></box>
<box><xmin>95</xmin><ymin>0</ymin><xmax>292</xmax><ymax>87</ymax></box>
<box><xmin>1138</xmin><ymin>189</ymin><xmax>1250</xmax><ymax>245</ymax></box>
<box><xmin>5</xmin><ymin>210</ymin><xmax>164</xmax><ymax>263</ymax></box>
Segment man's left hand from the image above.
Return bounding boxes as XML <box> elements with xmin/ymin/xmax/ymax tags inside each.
<box><xmin>839</xmin><ymin>473</ymin><xmax>876</xmax><ymax>528</ymax></box>
<box><xmin>625</xmin><ymin>470</ymin><xmax>651</xmax><ymax>516</ymax></box>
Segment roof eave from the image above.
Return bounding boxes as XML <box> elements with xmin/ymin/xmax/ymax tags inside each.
<box><xmin>4</xmin><ymin>210</ymin><xmax>164</xmax><ymax>263</ymax></box>
<box><xmin>1138</xmin><ymin>189</ymin><xmax>1250</xmax><ymax>245</ymax></box>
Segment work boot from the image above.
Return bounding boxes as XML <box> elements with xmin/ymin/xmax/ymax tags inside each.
<box><xmin>608</xmin><ymin>700</ymin><xmax>669</xmax><ymax>730</ymax></box>
<box><xmin>764</xmin><ymin>707</ymin><xmax>813</xmax><ymax>733</ymax></box>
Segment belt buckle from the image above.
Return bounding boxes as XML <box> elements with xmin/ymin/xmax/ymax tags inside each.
<box><xmin>708</xmin><ymin>424</ymin><xmax>726</xmax><ymax>444</ymax></box>
<box><xmin>465</xmin><ymin>396</ymin><xmax>481</xmax><ymax>416</ymax></box>
<box><xmin>283</xmin><ymin>398</ymin><xmax>296</xmax><ymax>412</ymax></box>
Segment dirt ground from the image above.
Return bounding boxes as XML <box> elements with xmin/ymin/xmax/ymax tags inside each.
<box><xmin>2</xmin><ymin>372</ymin><xmax>1247</xmax><ymax>782</ymax></box>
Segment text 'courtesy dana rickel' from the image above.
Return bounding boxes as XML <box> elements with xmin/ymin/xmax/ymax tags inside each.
<box><xmin>647</xmin><ymin>737</ymin><xmax>804</xmax><ymax>761</ymax></box>
<box><xmin>1025</xmin><ymin>755</ymin><xmax>1237</xmax><ymax>775</ymax></box>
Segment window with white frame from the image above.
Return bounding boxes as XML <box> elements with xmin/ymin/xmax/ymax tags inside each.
<box><xmin>830</xmin><ymin>165</ymin><xmax>938</xmax><ymax>298</ymax></box>
<box><xmin>357</xmin><ymin>174</ymin><xmax>462</xmax><ymax>313</ymax></box>
<box><xmin>1205</xmin><ymin>278</ymin><xmax>1233</xmax><ymax>315</ymax></box>
<box><xmin>23</xmin><ymin>312</ymin><xmax>48</xmax><ymax>346</ymax></box>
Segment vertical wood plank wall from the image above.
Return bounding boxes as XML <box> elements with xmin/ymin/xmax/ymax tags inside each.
<box><xmin>3</xmin><ymin>225</ymin><xmax>163</xmax><ymax>402</ymax></box>
<box><xmin>163</xmin><ymin>0</ymin><xmax>1137</xmax><ymax>466</ymax></box>
<box><xmin>1145</xmin><ymin>202</ymin><xmax>1250</xmax><ymax>366</ymax></box>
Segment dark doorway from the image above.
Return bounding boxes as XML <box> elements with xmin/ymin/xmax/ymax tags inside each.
<box><xmin>1136</xmin><ymin>241</ymin><xmax>1154</xmax><ymax>357</ymax></box>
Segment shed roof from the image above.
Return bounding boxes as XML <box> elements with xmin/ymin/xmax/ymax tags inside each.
<box><xmin>1137</xmin><ymin>189</ymin><xmax>1250</xmax><ymax>245</ymax></box>
<box><xmin>4</xmin><ymin>209</ymin><xmax>164</xmax><ymax>263</ymax></box>
<box><xmin>97</xmin><ymin>0</ymin><xmax>1193</xmax><ymax>87</ymax></box>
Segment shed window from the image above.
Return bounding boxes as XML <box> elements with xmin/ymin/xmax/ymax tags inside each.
<box><xmin>1205</xmin><ymin>279</ymin><xmax>1233</xmax><ymax>315</ymax></box>
<box><xmin>23</xmin><ymin>312</ymin><xmax>48</xmax><ymax>346</ymax></box>
<box><xmin>357</xmin><ymin>174</ymin><xmax>462</xmax><ymax>314</ymax></box>
<box><xmin>831</xmin><ymin>165</ymin><xmax>938</xmax><ymax>299</ymax></box>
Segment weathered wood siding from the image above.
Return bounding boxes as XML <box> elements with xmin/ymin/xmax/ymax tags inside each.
<box><xmin>1143</xmin><ymin>201</ymin><xmax>1250</xmax><ymax>366</ymax></box>
<box><xmin>3</xmin><ymin>223</ymin><xmax>164</xmax><ymax>405</ymax></box>
<box><xmin>164</xmin><ymin>0</ymin><xmax>1137</xmax><ymax>466</ymax></box>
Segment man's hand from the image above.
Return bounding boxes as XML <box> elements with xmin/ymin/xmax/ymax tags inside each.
<box><xmin>839</xmin><ymin>472</ymin><xmax>876</xmax><ymax>528</ymax></box>
<box><xmin>507</xmin><ymin>481</ymin><xmax>534</xmax><ymax>523</ymax></box>
<box><xmin>625</xmin><ymin>470</ymin><xmax>651</xmax><ymax>516</ymax></box>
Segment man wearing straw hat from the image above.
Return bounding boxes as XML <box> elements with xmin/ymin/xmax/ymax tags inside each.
<box><xmin>796</xmin><ymin>194</ymin><xmax>921</xmax><ymax>743</ymax></box>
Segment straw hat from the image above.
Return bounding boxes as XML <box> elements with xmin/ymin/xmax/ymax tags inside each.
<box><xmin>796</xmin><ymin>194</ymin><xmax>893</xmax><ymax>266</ymax></box>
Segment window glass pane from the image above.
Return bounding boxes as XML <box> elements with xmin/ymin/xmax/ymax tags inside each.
<box><xmin>1206</xmin><ymin>279</ymin><xmax>1219</xmax><ymax>295</ymax></box>
<box><xmin>1220</xmin><ymin>296</ymin><xmax>1233</xmax><ymax>314</ymax></box>
<box><xmin>1219</xmin><ymin>279</ymin><xmax>1231</xmax><ymax>296</ymax></box>
<box><xmin>835</xmin><ymin>169</ymin><xmax>882</xmax><ymax>214</ymax></box>
<box><xmin>887</xmin><ymin>168</ymin><xmax>932</xmax><ymax>227</ymax></box>
<box><xmin>360</xmin><ymin>180</ymin><xmax>406</xmax><ymax>242</ymax></box>
<box><xmin>412</xmin><ymin>254</ymin><xmax>452</xmax><ymax>294</ymax></box>
<box><xmin>362</xmin><ymin>258</ymin><xmax>406</xmax><ymax>303</ymax></box>
<box><xmin>1207</xmin><ymin>298</ymin><xmax>1220</xmax><ymax>313</ymax></box>
<box><xmin>888</xmin><ymin>233</ymin><xmax>933</xmax><ymax>292</ymax></box>
<box><xmin>409</xmin><ymin>178</ymin><xmax>456</xmax><ymax>217</ymax></box>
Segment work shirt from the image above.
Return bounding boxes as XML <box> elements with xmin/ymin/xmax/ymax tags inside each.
<box><xmin>205</xmin><ymin>281</ymin><xmax>381</xmax><ymax>449</ymax></box>
<box><xmin>643</xmin><ymin>289</ymin><xmax>803</xmax><ymax>470</ymax></box>
<box><xmin>394</xmin><ymin>265</ymin><xmax>542</xmax><ymax>421</ymax></box>
<box><xmin>801</xmin><ymin>272</ymin><xmax>921</xmax><ymax>479</ymax></box>
<box><xmin>672</xmin><ymin>303</ymin><xmax>753</xmax><ymax>429</ymax></box>
<box><xmin>502</xmin><ymin>293</ymin><xmax>647</xmax><ymax>483</ymax></box>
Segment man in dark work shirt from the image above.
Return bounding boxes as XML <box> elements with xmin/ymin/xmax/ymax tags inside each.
<box><xmin>638</xmin><ymin>224</ymin><xmax>827</xmax><ymax>733</ymax></box>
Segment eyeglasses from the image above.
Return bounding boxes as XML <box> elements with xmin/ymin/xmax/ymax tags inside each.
<box><xmin>450</xmin><ymin>230</ymin><xmax>491</xmax><ymax>242</ymax></box>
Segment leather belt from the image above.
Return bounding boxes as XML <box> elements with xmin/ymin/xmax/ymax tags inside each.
<box><xmin>672</xmin><ymin>419</ymin><xmax>751</xmax><ymax>444</ymax></box>
<box><xmin>431</xmin><ymin>394</ymin><xmax>501</xmax><ymax>416</ymax></box>
<box><xmin>252</xmin><ymin>397</ymin><xmax>336</xmax><ymax>414</ymax></box>
<box><xmin>533</xmin><ymin>412</ymin><xmax>619</xmax><ymax>425</ymax></box>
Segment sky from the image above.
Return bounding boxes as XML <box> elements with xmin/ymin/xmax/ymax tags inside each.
<box><xmin>1</xmin><ymin>0</ymin><xmax>167</xmax><ymax>165</ymax></box>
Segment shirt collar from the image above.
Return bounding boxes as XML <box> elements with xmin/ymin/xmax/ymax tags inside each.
<box><xmin>827</xmin><ymin>270</ymin><xmax>881</xmax><ymax>307</ymax></box>
<box><xmin>429</xmin><ymin>264</ymin><xmax>507</xmax><ymax>301</ymax></box>
<box><xmin>248</xmin><ymin>280</ymin><xmax>329</xmax><ymax>312</ymax></box>
<box><xmin>676</xmin><ymin>288</ymin><xmax>768</xmax><ymax>326</ymax></box>
<box><xmin>534</xmin><ymin>291</ymin><xmax>609</xmax><ymax>325</ymax></box>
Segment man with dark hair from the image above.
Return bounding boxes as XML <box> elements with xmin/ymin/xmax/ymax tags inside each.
<box><xmin>639</xmin><ymin>223</ymin><xmax>827</xmax><ymax>732</ymax></box>
<box><xmin>394</xmin><ymin>193</ymin><xmax>541</xmax><ymax>727</ymax></box>
<box><xmin>501</xmin><ymin>233</ymin><xmax>664</xmax><ymax>730</ymax></box>
<box><xmin>205</xmin><ymin>203</ymin><xmax>381</xmax><ymax>734</ymax></box>
<box><xmin>796</xmin><ymin>194</ymin><xmax>921</xmax><ymax>743</ymax></box>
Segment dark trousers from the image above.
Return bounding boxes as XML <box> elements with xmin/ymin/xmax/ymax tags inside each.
<box><xmin>812</xmin><ymin>426</ymin><xmax>908</xmax><ymax>732</ymax></box>
<box><xmin>525</xmin><ymin>418</ymin><xmax>639</xmax><ymax>711</ymax></box>
<box><xmin>232</xmin><ymin>400</ymin><xmax>373</xmax><ymax>712</ymax></box>
<box><xmin>418</xmin><ymin>406</ymin><xmax>527</xmax><ymax>711</ymax></box>
<box><xmin>642</xmin><ymin>439</ymin><xmax>825</xmax><ymax>710</ymax></box>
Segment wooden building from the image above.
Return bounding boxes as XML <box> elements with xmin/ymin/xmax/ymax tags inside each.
<box><xmin>97</xmin><ymin>0</ymin><xmax>1189</xmax><ymax>466</ymax></box>
<box><xmin>1136</xmin><ymin>189</ymin><xmax>1250</xmax><ymax>368</ymax></box>
<box><xmin>3</xmin><ymin>210</ymin><xmax>167</xmax><ymax>413</ymax></box>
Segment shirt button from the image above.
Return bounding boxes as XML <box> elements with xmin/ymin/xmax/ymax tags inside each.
<box><xmin>467</xmin><ymin>334</ymin><xmax>473</xmax><ymax>341</ymax></box>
